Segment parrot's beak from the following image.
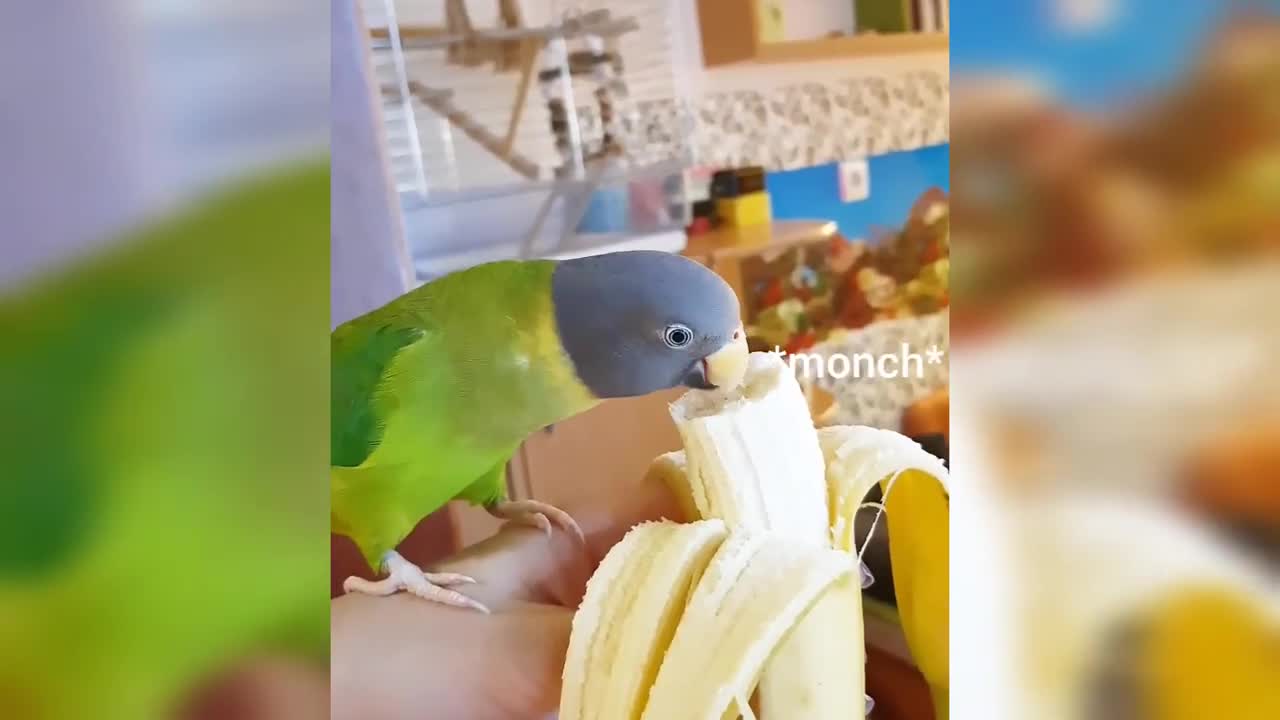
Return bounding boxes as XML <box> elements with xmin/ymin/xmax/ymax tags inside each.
<box><xmin>687</xmin><ymin>325</ymin><xmax>749</xmax><ymax>390</ymax></box>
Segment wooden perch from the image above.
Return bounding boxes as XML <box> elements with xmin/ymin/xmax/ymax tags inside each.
<box><xmin>402</xmin><ymin>83</ymin><xmax>454</xmax><ymax>104</ymax></box>
<box><xmin>445</xmin><ymin>0</ymin><xmax>485</xmax><ymax>66</ymax></box>
<box><xmin>368</xmin><ymin>26</ymin><xmax>450</xmax><ymax>41</ymax></box>
<box><xmin>497</xmin><ymin>0</ymin><xmax>525</xmax><ymax>71</ymax></box>
<box><xmin>368</xmin><ymin>5</ymin><xmax>645</xmax><ymax>184</ymax></box>
<box><xmin>381</xmin><ymin>84</ymin><xmax>453</xmax><ymax>103</ymax></box>
<box><xmin>370</xmin><ymin>9</ymin><xmax>639</xmax><ymax>52</ymax></box>
<box><xmin>405</xmin><ymin>81</ymin><xmax>540</xmax><ymax>180</ymax></box>
<box><xmin>416</xmin><ymin>0</ymin><xmax>530</xmax><ymax>70</ymax></box>
<box><xmin>502</xmin><ymin>39</ymin><xmax>541</xmax><ymax>156</ymax></box>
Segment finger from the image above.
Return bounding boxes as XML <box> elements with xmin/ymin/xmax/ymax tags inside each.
<box><xmin>574</xmin><ymin>473</ymin><xmax>689</xmax><ymax>563</ymax></box>
<box><xmin>332</xmin><ymin>593</ymin><xmax>572</xmax><ymax>720</ymax></box>
<box><xmin>433</xmin><ymin>476</ymin><xmax>684</xmax><ymax>608</ymax></box>
<box><xmin>181</xmin><ymin>657</ymin><xmax>328</xmax><ymax>720</ymax></box>
<box><xmin>431</xmin><ymin>522</ymin><xmax>592</xmax><ymax>610</ymax></box>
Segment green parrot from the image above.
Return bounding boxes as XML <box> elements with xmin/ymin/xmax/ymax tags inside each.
<box><xmin>331</xmin><ymin>250</ymin><xmax>748</xmax><ymax>611</ymax></box>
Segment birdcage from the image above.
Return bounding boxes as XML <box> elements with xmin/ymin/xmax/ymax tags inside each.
<box><xmin>364</xmin><ymin>0</ymin><xmax>696</xmax><ymax>280</ymax></box>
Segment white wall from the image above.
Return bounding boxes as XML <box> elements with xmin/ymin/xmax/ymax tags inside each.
<box><xmin>780</xmin><ymin>0</ymin><xmax>856</xmax><ymax>41</ymax></box>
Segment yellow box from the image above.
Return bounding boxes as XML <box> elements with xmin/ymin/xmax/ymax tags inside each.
<box><xmin>754</xmin><ymin>0</ymin><xmax>785</xmax><ymax>43</ymax></box>
<box><xmin>716</xmin><ymin>191</ymin><xmax>772</xmax><ymax>228</ymax></box>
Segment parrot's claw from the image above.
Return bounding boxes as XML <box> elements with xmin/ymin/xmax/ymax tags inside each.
<box><xmin>516</xmin><ymin>511</ymin><xmax>553</xmax><ymax>536</ymax></box>
<box><xmin>403</xmin><ymin>575</ymin><xmax>490</xmax><ymax>613</ymax></box>
<box><xmin>423</xmin><ymin>572</ymin><xmax>477</xmax><ymax>587</ymax></box>
<box><xmin>860</xmin><ymin>561</ymin><xmax>874</xmax><ymax>589</ymax></box>
<box><xmin>342</xmin><ymin>551</ymin><xmax>490</xmax><ymax>614</ymax></box>
<box><xmin>487</xmin><ymin>499</ymin><xmax>586</xmax><ymax>546</ymax></box>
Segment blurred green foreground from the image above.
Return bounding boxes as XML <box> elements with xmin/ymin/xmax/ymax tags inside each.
<box><xmin>0</xmin><ymin>160</ymin><xmax>331</xmax><ymax>719</ymax></box>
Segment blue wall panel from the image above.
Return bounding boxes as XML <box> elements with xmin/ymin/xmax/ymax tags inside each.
<box><xmin>765</xmin><ymin>144</ymin><xmax>949</xmax><ymax>243</ymax></box>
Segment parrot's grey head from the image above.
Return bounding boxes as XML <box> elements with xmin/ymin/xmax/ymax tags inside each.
<box><xmin>551</xmin><ymin>251</ymin><xmax>748</xmax><ymax>398</ymax></box>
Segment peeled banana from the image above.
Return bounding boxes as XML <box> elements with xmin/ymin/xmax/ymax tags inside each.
<box><xmin>561</xmin><ymin>519</ymin><xmax>729</xmax><ymax>720</ymax></box>
<box><xmin>643</xmin><ymin>532</ymin><xmax>856</xmax><ymax>719</ymax></box>
<box><xmin>559</xmin><ymin>352</ymin><xmax>951</xmax><ymax>719</ymax></box>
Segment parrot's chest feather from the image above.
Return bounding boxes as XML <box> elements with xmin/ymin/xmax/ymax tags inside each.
<box><xmin>420</xmin><ymin>332</ymin><xmax>596</xmax><ymax>446</ymax></box>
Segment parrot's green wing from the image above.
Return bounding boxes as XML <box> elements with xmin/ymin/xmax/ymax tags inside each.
<box><xmin>329</xmin><ymin>316</ymin><xmax>519</xmax><ymax>569</ymax></box>
<box><xmin>330</xmin><ymin>315</ymin><xmax>445</xmax><ymax>569</ymax></box>
<box><xmin>330</xmin><ymin>318</ymin><xmax>426</xmax><ymax>468</ymax></box>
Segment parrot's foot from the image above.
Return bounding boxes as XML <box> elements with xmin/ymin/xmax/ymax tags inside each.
<box><xmin>342</xmin><ymin>551</ymin><xmax>489</xmax><ymax>614</ymax></box>
<box><xmin>486</xmin><ymin>499</ymin><xmax>585</xmax><ymax>545</ymax></box>
<box><xmin>860</xmin><ymin>561</ymin><xmax>874</xmax><ymax>589</ymax></box>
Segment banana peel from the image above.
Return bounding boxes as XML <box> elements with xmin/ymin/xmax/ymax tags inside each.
<box><xmin>883</xmin><ymin>468</ymin><xmax>950</xmax><ymax>719</ymax></box>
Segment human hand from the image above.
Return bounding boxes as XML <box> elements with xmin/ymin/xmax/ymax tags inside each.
<box><xmin>330</xmin><ymin>478</ymin><xmax>684</xmax><ymax>720</ymax></box>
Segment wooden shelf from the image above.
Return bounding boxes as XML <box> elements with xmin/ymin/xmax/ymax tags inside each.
<box><xmin>696</xmin><ymin>0</ymin><xmax>947</xmax><ymax>67</ymax></box>
<box><xmin>755</xmin><ymin>32</ymin><xmax>948</xmax><ymax>64</ymax></box>
<box><xmin>682</xmin><ymin>220</ymin><xmax>837</xmax><ymax>263</ymax></box>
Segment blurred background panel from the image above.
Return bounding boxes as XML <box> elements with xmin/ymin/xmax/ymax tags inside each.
<box><xmin>949</xmin><ymin>2</ymin><xmax>1279</xmax><ymax>719</ymax></box>
<box><xmin>952</xmin><ymin>0</ymin><xmax>1226</xmax><ymax>109</ymax></box>
<box><xmin>0</xmin><ymin>2</ymin><xmax>150</xmax><ymax>287</ymax></box>
<box><xmin>0</xmin><ymin>1</ymin><xmax>329</xmax><ymax>719</ymax></box>
<box><xmin>1</xmin><ymin>1</ymin><xmax>329</xmax><ymax>288</ymax></box>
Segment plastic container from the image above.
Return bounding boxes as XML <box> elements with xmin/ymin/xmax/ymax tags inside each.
<box><xmin>575</xmin><ymin>186</ymin><xmax>632</xmax><ymax>234</ymax></box>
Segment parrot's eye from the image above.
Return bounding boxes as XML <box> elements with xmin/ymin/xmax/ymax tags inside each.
<box><xmin>663</xmin><ymin>324</ymin><xmax>693</xmax><ymax>349</ymax></box>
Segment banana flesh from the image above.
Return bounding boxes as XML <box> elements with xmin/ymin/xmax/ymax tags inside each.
<box><xmin>669</xmin><ymin>353</ymin><xmax>829</xmax><ymax>547</ymax></box>
<box><xmin>641</xmin><ymin>532</ymin><xmax>857</xmax><ymax>719</ymax></box>
<box><xmin>560</xmin><ymin>519</ymin><xmax>729</xmax><ymax>720</ymax></box>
